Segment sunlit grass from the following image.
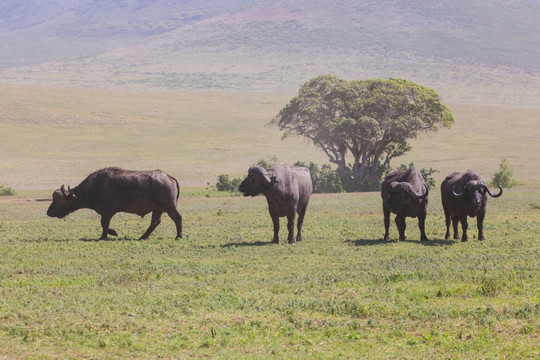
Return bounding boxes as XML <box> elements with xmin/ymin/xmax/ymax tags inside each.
<box><xmin>0</xmin><ymin>183</ymin><xmax>538</xmax><ymax>358</ymax></box>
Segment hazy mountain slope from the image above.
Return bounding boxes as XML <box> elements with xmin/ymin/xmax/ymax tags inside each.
<box><xmin>1</xmin><ymin>0</ymin><xmax>539</xmax><ymax>106</ymax></box>
<box><xmin>0</xmin><ymin>0</ymin><xmax>256</xmax><ymax>67</ymax></box>
<box><xmin>223</xmin><ymin>0</ymin><xmax>539</xmax><ymax>70</ymax></box>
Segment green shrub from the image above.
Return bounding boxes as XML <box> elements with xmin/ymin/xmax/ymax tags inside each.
<box><xmin>217</xmin><ymin>158</ymin><xmax>344</xmax><ymax>194</ymax></box>
<box><xmin>294</xmin><ymin>161</ymin><xmax>343</xmax><ymax>193</ymax></box>
<box><xmin>0</xmin><ymin>184</ymin><xmax>16</xmax><ymax>196</ymax></box>
<box><xmin>215</xmin><ymin>174</ymin><xmax>242</xmax><ymax>193</ymax></box>
<box><xmin>256</xmin><ymin>155</ymin><xmax>280</xmax><ymax>169</ymax></box>
<box><xmin>491</xmin><ymin>158</ymin><xmax>517</xmax><ymax>188</ymax></box>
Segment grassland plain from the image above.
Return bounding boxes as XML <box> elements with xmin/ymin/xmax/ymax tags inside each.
<box><xmin>0</xmin><ymin>182</ymin><xmax>539</xmax><ymax>359</ymax></box>
<box><xmin>1</xmin><ymin>84</ymin><xmax>539</xmax><ymax>191</ymax></box>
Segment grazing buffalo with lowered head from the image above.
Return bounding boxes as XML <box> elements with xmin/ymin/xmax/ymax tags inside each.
<box><xmin>441</xmin><ymin>170</ymin><xmax>502</xmax><ymax>242</ymax></box>
<box><xmin>47</xmin><ymin>167</ymin><xmax>183</xmax><ymax>240</ymax></box>
<box><xmin>381</xmin><ymin>168</ymin><xmax>429</xmax><ymax>242</ymax></box>
<box><xmin>239</xmin><ymin>163</ymin><xmax>312</xmax><ymax>244</ymax></box>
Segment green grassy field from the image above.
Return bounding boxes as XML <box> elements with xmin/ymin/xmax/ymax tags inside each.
<box><xmin>0</xmin><ymin>183</ymin><xmax>539</xmax><ymax>358</ymax></box>
<box><xmin>0</xmin><ymin>84</ymin><xmax>539</xmax><ymax>358</ymax></box>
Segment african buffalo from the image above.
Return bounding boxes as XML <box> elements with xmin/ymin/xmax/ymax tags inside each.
<box><xmin>381</xmin><ymin>168</ymin><xmax>429</xmax><ymax>242</ymax></box>
<box><xmin>47</xmin><ymin>167</ymin><xmax>183</xmax><ymax>240</ymax></box>
<box><xmin>239</xmin><ymin>163</ymin><xmax>312</xmax><ymax>244</ymax></box>
<box><xmin>441</xmin><ymin>170</ymin><xmax>502</xmax><ymax>241</ymax></box>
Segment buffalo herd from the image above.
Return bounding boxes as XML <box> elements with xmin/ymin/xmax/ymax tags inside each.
<box><xmin>47</xmin><ymin>165</ymin><xmax>502</xmax><ymax>243</ymax></box>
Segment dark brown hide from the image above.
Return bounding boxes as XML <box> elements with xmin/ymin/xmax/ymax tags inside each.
<box><xmin>381</xmin><ymin>168</ymin><xmax>429</xmax><ymax>242</ymax></box>
<box><xmin>47</xmin><ymin>167</ymin><xmax>182</xmax><ymax>240</ymax></box>
<box><xmin>239</xmin><ymin>163</ymin><xmax>312</xmax><ymax>244</ymax></box>
<box><xmin>441</xmin><ymin>170</ymin><xmax>502</xmax><ymax>241</ymax></box>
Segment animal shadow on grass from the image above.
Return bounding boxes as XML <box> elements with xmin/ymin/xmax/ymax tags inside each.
<box><xmin>403</xmin><ymin>238</ymin><xmax>456</xmax><ymax>246</ymax></box>
<box><xmin>80</xmin><ymin>236</ymin><xmax>145</xmax><ymax>242</ymax></box>
<box><xmin>347</xmin><ymin>238</ymin><xmax>455</xmax><ymax>246</ymax></box>
<box><xmin>346</xmin><ymin>238</ymin><xmax>388</xmax><ymax>246</ymax></box>
<box><xmin>222</xmin><ymin>240</ymin><xmax>272</xmax><ymax>248</ymax></box>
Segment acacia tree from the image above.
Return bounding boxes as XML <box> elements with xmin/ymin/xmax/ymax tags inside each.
<box><xmin>271</xmin><ymin>75</ymin><xmax>454</xmax><ymax>191</ymax></box>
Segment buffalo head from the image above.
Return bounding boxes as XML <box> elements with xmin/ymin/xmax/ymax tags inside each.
<box><xmin>386</xmin><ymin>182</ymin><xmax>429</xmax><ymax>212</ymax></box>
<box><xmin>47</xmin><ymin>185</ymin><xmax>77</xmax><ymax>218</ymax></box>
<box><xmin>452</xmin><ymin>181</ymin><xmax>502</xmax><ymax>211</ymax></box>
<box><xmin>238</xmin><ymin>167</ymin><xmax>276</xmax><ymax>197</ymax></box>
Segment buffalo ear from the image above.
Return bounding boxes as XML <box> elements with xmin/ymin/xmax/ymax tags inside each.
<box><xmin>67</xmin><ymin>185</ymin><xmax>77</xmax><ymax>200</ymax></box>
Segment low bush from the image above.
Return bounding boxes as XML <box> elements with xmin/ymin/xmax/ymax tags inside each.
<box><xmin>215</xmin><ymin>174</ymin><xmax>242</xmax><ymax>193</ymax></box>
<box><xmin>491</xmin><ymin>158</ymin><xmax>517</xmax><ymax>188</ymax></box>
<box><xmin>0</xmin><ymin>184</ymin><xmax>16</xmax><ymax>196</ymax></box>
<box><xmin>216</xmin><ymin>159</ymin><xmax>436</xmax><ymax>194</ymax></box>
<box><xmin>293</xmin><ymin>161</ymin><xmax>343</xmax><ymax>193</ymax></box>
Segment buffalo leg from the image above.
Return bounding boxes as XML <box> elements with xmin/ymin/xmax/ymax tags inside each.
<box><xmin>460</xmin><ymin>216</ymin><xmax>469</xmax><ymax>242</ymax></box>
<box><xmin>287</xmin><ymin>210</ymin><xmax>296</xmax><ymax>244</ymax></box>
<box><xmin>100</xmin><ymin>215</ymin><xmax>113</xmax><ymax>240</ymax></box>
<box><xmin>444</xmin><ymin>209</ymin><xmax>451</xmax><ymax>240</ymax></box>
<box><xmin>395</xmin><ymin>215</ymin><xmax>406</xmax><ymax>241</ymax></box>
<box><xmin>452</xmin><ymin>216</ymin><xmax>460</xmax><ymax>240</ymax></box>
<box><xmin>296</xmin><ymin>206</ymin><xmax>307</xmax><ymax>242</ymax></box>
<box><xmin>477</xmin><ymin>208</ymin><xmax>486</xmax><ymax>241</ymax></box>
<box><xmin>140</xmin><ymin>211</ymin><xmax>163</xmax><ymax>240</ymax></box>
<box><xmin>269</xmin><ymin>209</ymin><xmax>280</xmax><ymax>244</ymax></box>
<box><xmin>383</xmin><ymin>209</ymin><xmax>391</xmax><ymax>241</ymax></box>
<box><xmin>418</xmin><ymin>211</ymin><xmax>428</xmax><ymax>242</ymax></box>
<box><xmin>166</xmin><ymin>208</ymin><xmax>183</xmax><ymax>239</ymax></box>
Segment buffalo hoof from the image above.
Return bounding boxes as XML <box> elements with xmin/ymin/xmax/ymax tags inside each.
<box><xmin>108</xmin><ymin>228</ymin><xmax>118</xmax><ymax>237</ymax></box>
<box><xmin>421</xmin><ymin>237</ymin><xmax>429</xmax><ymax>242</ymax></box>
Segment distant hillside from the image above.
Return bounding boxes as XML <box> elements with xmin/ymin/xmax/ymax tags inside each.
<box><xmin>1</xmin><ymin>0</ymin><xmax>539</xmax><ymax>106</ymax></box>
<box><xmin>0</xmin><ymin>0</ymin><xmax>255</xmax><ymax>67</ymax></box>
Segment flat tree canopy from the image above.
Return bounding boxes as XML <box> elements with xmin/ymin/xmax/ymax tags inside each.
<box><xmin>271</xmin><ymin>75</ymin><xmax>454</xmax><ymax>191</ymax></box>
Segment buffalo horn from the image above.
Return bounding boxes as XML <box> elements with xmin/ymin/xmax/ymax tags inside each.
<box><xmin>482</xmin><ymin>182</ymin><xmax>503</xmax><ymax>198</ymax></box>
<box><xmin>60</xmin><ymin>184</ymin><xmax>68</xmax><ymax>198</ymax></box>
<box><xmin>251</xmin><ymin>166</ymin><xmax>272</xmax><ymax>185</ymax></box>
<box><xmin>414</xmin><ymin>183</ymin><xmax>429</xmax><ymax>199</ymax></box>
<box><xmin>452</xmin><ymin>186</ymin><xmax>464</xmax><ymax>197</ymax></box>
<box><xmin>402</xmin><ymin>182</ymin><xmax>429</xmax><ymax>199</ymax></box>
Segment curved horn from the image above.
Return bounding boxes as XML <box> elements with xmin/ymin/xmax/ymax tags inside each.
<box><xmin>482</xmin><ymin>182</ymin><xmax>503</xmax><ymax>198</ymax></box>
<box><xmin>416</xmin><ymin>183</ymin><xmax>429</xmax><ymax>199</ymax></box>
<box><xmin>401</xmin><ymin>182</ymin><xmax>429</xmax><ymax>199</ymax></box>
<box><xmin>452</xmin><ymin>185</ymin><xmax>464</xmax><ymax>198</ymax></box>
<box><xmin>60</xmin><ymin>184</ymin><xmax>68</xmax><ymax>198</ymax></box>
<box><xmin>250</xmin><ymin>167</ymin><xmax>272</xmax><ymax>185</ymax></box>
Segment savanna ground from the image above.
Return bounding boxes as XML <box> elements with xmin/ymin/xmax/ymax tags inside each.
<box><xmin>0</xmin><ymin>84</ymin><xmax>539</xmax><ymax>358</ymax></box>
<box><xmin>0</xmin><ymin>184</ymin><xmax>539</xmax><ymax>359</ymax></box>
